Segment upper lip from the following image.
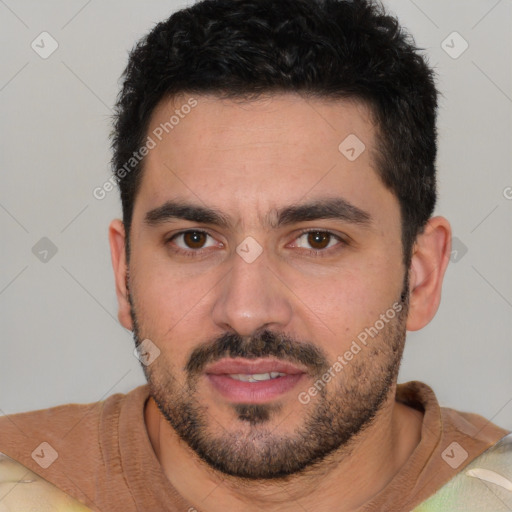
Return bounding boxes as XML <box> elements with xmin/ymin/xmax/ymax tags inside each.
<box><xmin>205</xmin><ymin>358</ymin><xmax>307</xmax><ymax>376</ymax></box>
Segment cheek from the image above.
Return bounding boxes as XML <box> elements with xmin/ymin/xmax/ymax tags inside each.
<box><xmin>288</xmin><ymin>260</ymin><xmax>403</xmax><ymax>351</ymax></box>
<box><xmin>129</xmin><ymin>254</ymin><xmax>218</xmax><ymax>340</ymax></box>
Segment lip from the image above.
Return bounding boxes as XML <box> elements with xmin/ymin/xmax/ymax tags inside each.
<box><xmin>205</xmin><ymin>357</ymin><xmax>306</xmax><ymax>376</ymax></box>
<box><xmin>205</xmin><ymin>358</ymin><xmax>307</xmax><ymax>404</ymax></box>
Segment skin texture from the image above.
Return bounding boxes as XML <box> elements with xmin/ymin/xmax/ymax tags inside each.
<box><xmin>109</xmin><ymin>93</ymin><xmax>451</xmax><ymax>511</ymax></box>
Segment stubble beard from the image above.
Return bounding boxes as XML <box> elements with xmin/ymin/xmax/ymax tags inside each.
<box><xmin>130</xmin><ymin>279</ymin><xmax>409</xmax><ymax>480</ymax></box>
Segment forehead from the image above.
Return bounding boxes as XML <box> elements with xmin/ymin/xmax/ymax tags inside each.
<box><xmin>134</xmin><ymin>93</ymin><xmax>394</xmax><ymax>225</ymax></box>
<box><xmin>146</xmin><ymin>92</ymin><xmax>375</xmax><ymax>161</ymax></box>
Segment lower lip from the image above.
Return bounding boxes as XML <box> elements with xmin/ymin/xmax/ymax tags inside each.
<box><xmin>206</xmin><ymin>373</ymin><xmax>305</xmax><ymax>403</ymax></box>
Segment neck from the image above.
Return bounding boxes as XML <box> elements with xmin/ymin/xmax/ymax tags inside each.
<box><xmin>144</xmin><ymin>386</ymin><xmax>423</xmax><ymax>512</ymax></box>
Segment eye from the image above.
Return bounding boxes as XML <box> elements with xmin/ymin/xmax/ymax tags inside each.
<box><xmin>168</xmin><ymin>230</ymin><xmax>219</xmax><ymax>254</ymax></box>
<box><xmin>291</xmin><ymin>230</ymin><xmax>345</xmax><ymax>254</ymax></box>
<box><xmin>165</xmin><ymin>229</ymin><xmax>347</xmax><ymax>259</ymax></box>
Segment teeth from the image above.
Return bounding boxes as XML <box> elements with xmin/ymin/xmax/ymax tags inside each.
<box><xmin>229</xmin><ymin>372</ymin><xmax>286</xmax><ymax>382</ymax></box>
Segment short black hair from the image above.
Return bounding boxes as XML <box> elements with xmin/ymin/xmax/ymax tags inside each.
<box><xmin>111</xmin><ymin>0</ymin><xmax>438</xmax><ymax>266</ymax></box>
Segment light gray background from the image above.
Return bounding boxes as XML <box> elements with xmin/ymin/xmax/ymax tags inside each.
<box><xmin>1</xmin><ymin>0</ymin><xmax>511</xmax><ymax>430</ymax></box>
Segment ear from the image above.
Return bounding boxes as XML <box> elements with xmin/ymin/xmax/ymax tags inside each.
<box><xmin>406</xmin><ymin>216</ymin><xmax>451</xmax><ymax>331</ymax></box>
<box><xmin>108</xmin><ymin>219</ymin><xmax>133</xmax><ymax>331</ymax></box>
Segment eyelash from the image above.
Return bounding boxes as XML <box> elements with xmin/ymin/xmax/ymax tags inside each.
<box><xmin>165</xmin><ymin>229</ymin><xmax>347</xmax><ymax>258</ymax></box>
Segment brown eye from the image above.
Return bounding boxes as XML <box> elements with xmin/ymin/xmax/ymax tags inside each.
<box><xmin>292</xmin><ymin>230</ymin><xmax>345</xmax><ymax>255</ymax></box>
<box><xmin>182</xmin><ymin>231</ymin><xmax>208</xmax><ymax>249</ymax></box>
<box><xmin>307</xmin><ymin>231</ymin><xmax>332</xmax><ymax>250</ymax></box>
<box><xmin>166</xmin><ymin>230</ymin><xmax>220</xmax><ymax>257</ymax></box>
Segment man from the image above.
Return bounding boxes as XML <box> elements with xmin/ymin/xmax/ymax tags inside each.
<box><xmin>1</xmin><ymin>0</ymin><xmax>510</xmax><ymax>510</ymax></box>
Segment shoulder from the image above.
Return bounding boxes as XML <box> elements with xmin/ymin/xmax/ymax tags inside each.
<box><xmin>414</xmin><ymin>433</ymin><xmax>512</xmax><ymax>511</ymax></box>
<box><xmin>466</xmin><ymin>432</ymin><xmax>512</xmax><ymax>483</ymax></box>
<box><xmin>0</xmin><ymin>387</ymin><xmax>146</xmax><ymax>473</ymax></box>
<box><xmin>0</xmin><ymin>396</ymin><xmax>109</xmax><ymax>448</ymax></box>
<box><xmin>0</xmin><ymin>387</ymin><xmax>145</xmax><ymax>435</ymax></box>
<box><xmin>0</xmin><ymin>387</ymin><xmax>148</xmax><ymax>510</ymax></box>
<box><xmin>0</xmin><ymin>452</ymin><xmax>93</xmax><ymax>511</ymax></box>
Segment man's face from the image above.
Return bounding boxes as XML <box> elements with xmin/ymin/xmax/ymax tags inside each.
<box><xmin>126</xmin><ymin>93</ymin><xmax>409</xmax><ymax>478</ymax></box>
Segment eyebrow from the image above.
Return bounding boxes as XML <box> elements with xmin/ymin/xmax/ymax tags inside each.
<box><xmin>144</xmin><ymin>197</ymin><xmax>372</xmax><ymax>229</ymax></box>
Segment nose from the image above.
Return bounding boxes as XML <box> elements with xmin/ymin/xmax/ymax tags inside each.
<box><xmin>211</xmin><ymin>247</ymin><xmax>293</xmax><ymax>337</ymax></box>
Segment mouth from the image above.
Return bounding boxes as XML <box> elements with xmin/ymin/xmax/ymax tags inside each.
<box><xmin>205</xmin><ymin>358</ymin><xmax>307</xmax><ymax>404</ymax></box>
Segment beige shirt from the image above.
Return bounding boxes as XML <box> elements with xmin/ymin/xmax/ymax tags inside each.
<box><xmin>0</xmin><ymin>381</ymin><xmax>508</xmax><ymax>511</ymax></box>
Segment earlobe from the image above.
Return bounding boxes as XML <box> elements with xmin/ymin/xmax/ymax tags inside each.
<box><xmin>406</xmin><ymin>216</ymin><xmax>451</xmax><ymax>332</ymax></box>
<box><xmin>108</xmin><ymin>219</ymin><xmax>133</xmax><ymax>330</ymax></box>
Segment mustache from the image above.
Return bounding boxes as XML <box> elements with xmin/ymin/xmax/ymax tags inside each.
<box><xmin>185</xmin><ymin>330</ymin><xmax>329</xmax><ymax>376</ymax></box>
